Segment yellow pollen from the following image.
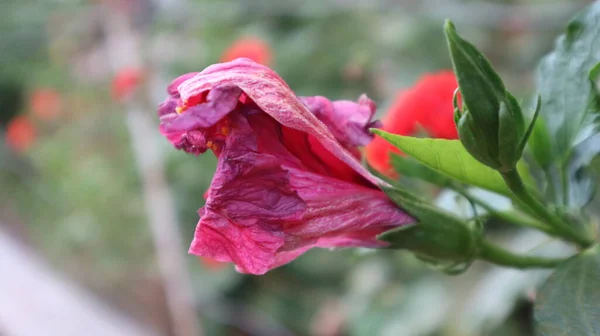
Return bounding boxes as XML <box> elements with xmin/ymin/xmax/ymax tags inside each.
<box><xmin>221</xmin><ymin>127</ymin><xmax>230</xmax><ymax>136</ymax></box>
<box><xmin>206</xmin><ymin>141</ymin><xmax>214</xmax><ymax>149</ymax></box>
<box><xmin>176</xmin><ymin>102</ymin><xmax>188</xmax><ymax>114</ymax></box>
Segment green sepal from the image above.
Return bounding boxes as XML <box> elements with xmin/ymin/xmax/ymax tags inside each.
<box><xmin>498</xmin><ymin>92</ymin><xmax>526</xmax><ymax>171</ymax></box>
<box><xmin>519</xmin><ymin>94</ymin><xmax>542</xmax><ymax>157</ymax></box>
<box><xmin>378</xmin><ymin>183</ymin><xmax>482</xmax><ymax>270</ymax></box>
<box><xmin>445</xmin><ymin>20</ymin><xmax>504</xmax><ymax>133</ymax></box>
<box><xmin>445</xmin><ymin>20</ymin><xmax>526</xmax><ymax>172</ymax></box>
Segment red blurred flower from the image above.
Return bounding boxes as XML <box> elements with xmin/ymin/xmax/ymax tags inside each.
<box><xmin>198</xmin><ymin>256</ymin><xmax>227</xmax><ymax>270</ymax></box>
<box><xmin>112</xmin><ymin>67</ymin><xmax>144</xmax><ymax>101</ymax></box>
<box><xmin>220</xmin><ymin>37</ymin><xmax>272</xmax><ymax>66</ymax></box>
<box><xmin>5</xmin><ymin>115</ymin><xmax>36</xmax><ymax>153</ymax></box>
<box><xmin>366</xmin><ymin>71</ymin><xmax>460</xmax><ymax>176</ymax></box>
<box><xmin>30</xmin><ymin>88</ymin><xmax>62</xmax><ymax>121</ymax></box>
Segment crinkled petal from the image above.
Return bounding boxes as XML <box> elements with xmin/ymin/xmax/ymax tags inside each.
<box><xmin>160</xmin><ymin>85</ymin><xmax>242</xmax><ymax>133</ymax></box>
<box><xmin>191</xmin><ymin>211</ymin><xmax>285</xmax><ymax>275</ymax></box>
<box><xmin>157</xmin><ymin>96</ymin><xmax>180</xmax><ymax>117</ymax></box>
<box><xmin>247</xmin><ymin>166</ymin><xmax>412</xmax><ymax>273</ymax></box>
<box><xmin>175</xmin><ymin>58</ymin><xmax>385</xmax><ymax>186</ymax></box>
<box><xmin>158</xmin><ymin>85</ymin><xmax>243</xmax><ymax>154</ymax></box>
<box><xmin>301</xmin><ymin>94</ymin><xmax>381</xmax><ymax>149</ymax></box>
<box><xmin>189</xmin><ymin>113</ymin><xmax>306</xmax><ymax>274</ymax></box>
<box><xmin>189</xmin><ymin>112</ymin><xmax>412</xmax><ymax>274</ymax></box>
<box><xmin>167</xmin><ymin>72</ymin><xmax>199</xmax><ymax>95</ymax></box>
<box><xmin>281</xmin><ymin>166</ymin><xmax>412</xmax><ymax>244</ymax></box>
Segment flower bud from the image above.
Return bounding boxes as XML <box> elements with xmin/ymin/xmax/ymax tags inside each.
<box><xmin>445</xmin><ymin>20</ymin><xmax>533</xmax><ymax>172</ymax></box>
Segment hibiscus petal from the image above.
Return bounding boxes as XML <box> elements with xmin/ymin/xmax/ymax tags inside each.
<box><xmin>157</xmin><ymin>96</ymin><xmax>180</xmax><ymax>117</ymax></box>
<box><xmin>175</xmin><ymin>59</ymin><xmax>385</xmax><ymax>186</ymax></box>
<box><xmin>160</xmin><ymin>85</ymin><xmax>242</xmax><ymax>133</ymax></box>
<box><xmin>167</xmin><ymin>72</ymin><xmax>199</xmax><ymax>95</ymax></box>
<box><xmin>189</xmin><ymin>113</ymin><xmax>306</xmax><ymax>274</ymax></box>
<box><xmin>191</xmin><ymin>211</ymin><xmax>285</xmax><ymax>275</ymax></box>
<box><xmin>283</xmin><ymin>167</ymin><xmax>412</xmax><ymax>240</ymax></box>
<box><xmin>301</xmin><ymin>94</ymin><xmax>381</xmax><ymax>148</ymax></box>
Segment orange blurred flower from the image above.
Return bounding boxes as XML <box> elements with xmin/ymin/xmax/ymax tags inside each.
<box><xmin>366</xmin><ymin>71</ymin><xmax>460</xmax><ymax>176</ymax></box>
<box><xmin>5</xmin><ymin>115</ymin><xmax>36</xmax><ymax>153</ymax></box>
<box><xmin>220</xmin><ymin>37</ymin><xmax>272</xmax><ymax>66</ymax></box>
<box><xmin>198</xmin><ymin>256</ymin><xmax>227</xmax><ymax>270</ymax></box>
<box><xmin>112</xmin><ymin>67</ymin><xmax>144</xmax><ymax>101</ymax></box>
<box><xmin>30</xmin><ymin>88</ymin><xmax>62</xmax><ymax>121</ymax></box>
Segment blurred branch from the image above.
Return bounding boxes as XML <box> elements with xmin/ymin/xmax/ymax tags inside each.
<box><xmin>125</xmin><ymin>106</ymin><xmax>201</xmax><ymax>336</ymax></box>
<box><xmin>102</xmin><ymin>7</ymin><xmax>202</xmax><ymax>336</ymax></box>
<box><xmin>0</xmin><ymin>225</ymin><xmax>158</xmax><ymax>336</ymax></box>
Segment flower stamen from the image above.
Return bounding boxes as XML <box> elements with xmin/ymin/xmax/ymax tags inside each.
<box><xmin>176</xmin><ymin>102</ymin><xmax>188</xmax><ymax>114</ymax></box>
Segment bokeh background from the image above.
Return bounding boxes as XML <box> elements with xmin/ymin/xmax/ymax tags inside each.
<box><xmin>0</xmin><ymin>0</ymin><xmax>595</xmax><ymax>335</ymax></box>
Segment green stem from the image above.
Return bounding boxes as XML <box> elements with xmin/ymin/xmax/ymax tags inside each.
<box><xmin>501</xmin><ymin>170</ymin><xmax>593</xmax><ymax>247</ymax></box>
<box><xmin>451</xmin><ymin>185</ymin><xmax>556</xmax><ymax>235</ymax></box>
<box><xmin>543</xmin><ymin>167</ymin><xmax>558</xmax><ymax>204</ymax></box>
<box><xmin>560</xmin><ymin>165</ymin><xmax>569</xmax><ymax>207</ymax></box>
<box><xmin>479</xmin><ymin>240</ymin><xmax>567</xmax><ymax>269</ymax></box>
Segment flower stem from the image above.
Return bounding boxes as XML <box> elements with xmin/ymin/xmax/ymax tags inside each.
<box><xmin>479</xmin><ymin>240</ymin><xmax>567</xmax><ymax>269</ymax></box>
<box><xmin>451</xmin><ymin>185</ymin><xmax>556</xmax><ymax>235</ymax></box>
<box><xmin>501</xmin><ymin>170</ymin><xmax>594</xmax><ymax>248</ymax></box>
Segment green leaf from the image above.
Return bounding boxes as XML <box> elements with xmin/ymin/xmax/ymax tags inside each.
<box><xmin>534</xmin><ymin>2</ymin><xmax>600</xmax><ymax>160</ymax></box>
<box><xmin>389</xmin><ymin>154</ymin><xmax>450</xmax><ymax>187</ymax></box>
<box><xmin>445</xmin><ymin>20</ymin><xmax>527</xmax><ymax>172</ymax></box>
<box><xmin>372</xmin><ymin>130</ymin><xmax>534</xmax><ymax>197</ymax></box>
<box><xmin>378</xmin><ymin>184</ymin><xmax>480</xmax><ymax>267</ymax></box>
<box><xmin>538</xmin><ymin>60</ymin><xmax>600</xmax><ymax>206</ymax></box>
<box><xmin>528</xmin><ymin>103</ymin><xmax>553</xmax><ymax>169</ymax></box>
<box><xmin>534</xmin><ymin>246</ymin><xmax>600</xmax><ymax>335</ymax></box>
<box><xmin>567</xmin><ymin>133</ymin><xmax>600</xmax><ymax>207</ymax></box>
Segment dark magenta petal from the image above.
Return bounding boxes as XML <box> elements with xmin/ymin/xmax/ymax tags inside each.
<box><xmin>160</xmin><ymin>85</ymin><xmax>242</xmax><ymax>133</ymax></box>
<box><xmin>187</xmin><ymin>112</ymin><xmax>411</xmax><ymax>274</ymax></box>
<box><xmin>190</xmin><ymin>211</ymin><xmax>286</xmax><ymax>275</ymax></box>
<box><xmin>189</xmin><ymin>114</ymin><xmax>306</xmax><ymax>274</ymax></box>
<box><xmin>283</xmin><ymin>166</ymin><xmax>411</xmax><ymax>241</ymax></box>
<box><xmin>158</xmin><ymin>85</ymin><xmax>242</xmax><ymax>155</ymax></box>
<box><xmin>157</xmin><ymin>96</ymin><xmax>180</xmax><ymax>117</ymax></box>
<box><xmin>167</xmin><ymin>72</ymin><xmax>199</xmax><ymax>95</ymax></box>
<box><xmin>177</xmin><ymin>58</ymin><xmax>383</xmax><ymax>186</ymax></box>
<box><xmin>301</xmin><ymin>94</ymin><xmax>379</xmax><ymax>148</ymax></box>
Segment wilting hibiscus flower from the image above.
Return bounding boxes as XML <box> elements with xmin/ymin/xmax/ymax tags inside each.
<box><xmin>366</xmin><ymin>71</ymin><xmax>459</xmax><ymax>176</ymax></box>
<box><xmin>158</xmin><ymin>58</ymin><xmax>412</xmax><ymax>275</ymax></box>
